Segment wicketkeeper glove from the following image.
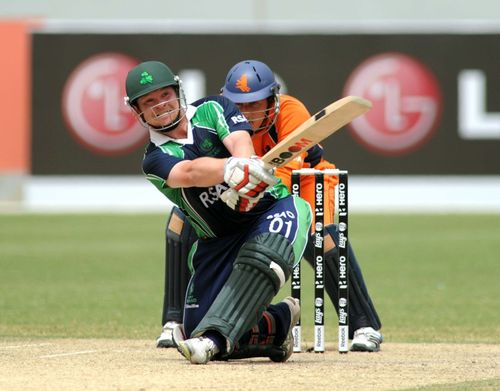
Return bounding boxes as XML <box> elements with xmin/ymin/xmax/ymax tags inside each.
<box><xmin>224</xmin><ymin>156</ymin><xmax>278</xmax><ymax>198</ymax></box>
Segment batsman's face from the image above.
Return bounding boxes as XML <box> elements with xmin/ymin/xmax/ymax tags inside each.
<box><xmin>236</xmin><ymin>99</ymin><xmax>272</xmax><ymax>133</ymax></box>
<box><xmin>136</xmin><ymin>87</ymin><xmax>181</xmax><ymax>128</ymax></box>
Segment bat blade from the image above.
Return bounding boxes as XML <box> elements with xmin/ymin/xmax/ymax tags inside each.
<box><xmin>262</xmin><ymin>96</ymin><xmax>372</xmax><ymax>168</ymax></box>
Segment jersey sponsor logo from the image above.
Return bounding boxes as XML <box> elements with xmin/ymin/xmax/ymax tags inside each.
<box><xmin>62</xmin><ymin>53</ymin><xmax>147</xmax><ymax>156</ymax></box>
<box><xmin>235</xmin><ymin>74</ymin><xmax>251</xmax><ymax>92</ymax></box>
<box><xmin>199</xmin><ymin>184</ymin><xmax>228</xmax><ymax>208</ymax></box>
<box><xmin>344</xmin><ymin>52</ymin><xmax>442</xmax><ymax>156</ymax></box>
<box><xmin>231</xmin><ymin>114</ymin><xmax>247</xmax><ymax>124</ymax></box>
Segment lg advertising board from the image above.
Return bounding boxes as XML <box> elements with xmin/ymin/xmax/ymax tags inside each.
<box><xmin>32</xmin><ymin>33</ymin><xmax>500</xmax><ymax>175</ymax></box>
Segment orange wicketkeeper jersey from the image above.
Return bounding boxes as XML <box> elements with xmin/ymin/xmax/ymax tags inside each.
<box><xmin>252</xmin><ymin>94</ymin><xmax>337</xmax><ymax>225</ymax></box>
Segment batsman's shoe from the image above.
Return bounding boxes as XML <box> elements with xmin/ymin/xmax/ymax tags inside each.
<box><xmin>270</xmin><ymin>296</ymin><xmax>301</xmax><ymax>362</ymax></box>
<box><xmin>350</xmin><ymin>327</ymin><xmax>383</xmax><ymax>352</ymax></box>
<box><xmin>156</xmin><ymin>321</ymin><xmax>185</xmax><ymax>348</ymax></box>
<box><xmin>177</xmin><ymin>337</ymin><xmax>220</xmax><ymax>365</ymax></box>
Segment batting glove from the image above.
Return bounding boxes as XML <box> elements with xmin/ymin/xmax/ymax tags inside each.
<box><xmin>222</xmin><ymin>188</ymin><xmax>263</xmax><ymax>212</ymax></box>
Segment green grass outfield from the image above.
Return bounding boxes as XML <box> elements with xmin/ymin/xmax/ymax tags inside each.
<box><xmin>1</xmin><ymin>213</ymin><xmax>499</xmax><ymax>344</ymax></box>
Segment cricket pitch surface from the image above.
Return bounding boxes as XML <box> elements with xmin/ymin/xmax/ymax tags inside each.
<box><xmin>1</xmin><ymin>339</ymin><xmax>498</xmax><ymax>390</ymax></box>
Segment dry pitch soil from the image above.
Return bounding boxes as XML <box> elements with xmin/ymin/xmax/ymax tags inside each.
<box><xmin>0</xmin><ymin>339</ymin><xmax>498</xmax><ymax>390</ymax></box>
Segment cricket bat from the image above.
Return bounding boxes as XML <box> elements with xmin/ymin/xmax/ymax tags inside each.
<box><xmin>221</xmin><ymin>96</ymin><xmax>372</xmax><ymax>202</ymax></box>
<box><xmin>261</xmin><ymin>95</ymin><xmax>371</xmax><ymax>168</ymax></box>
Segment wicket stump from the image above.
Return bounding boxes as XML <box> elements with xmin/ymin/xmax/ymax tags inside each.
<box><xmin>291</xmin><ymin>168</ymin><xmax>349</xmax><ymax>354</ymax></box>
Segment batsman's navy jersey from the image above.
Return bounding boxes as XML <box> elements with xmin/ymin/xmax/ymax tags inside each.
<box><xmin>143</xmin><ymin>95</ymin><xmax>289</xmax><ymax>238</ymax></box>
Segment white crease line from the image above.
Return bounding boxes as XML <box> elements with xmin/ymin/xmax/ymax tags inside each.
<box><xmin>39</xmin><ymin>350</ymin><xmax>99</xmax><ymax>359</ymax></box>
<box><xmin>1</xmin><ymin>343</ymin><xmax>53</xmax><ymax>349</ymax></box>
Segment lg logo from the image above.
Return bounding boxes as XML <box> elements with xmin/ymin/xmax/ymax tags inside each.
<box><xmin>61</xmin><ymin>54</ymin><xmax>209</xmax><ymax>156</ymax></box>
<box><xmin>344</xmin><ymin>52</ymin><xmax>500</xmax><ymax>156</ymax></box>
<box><xmin>344</xmin><ymin>53</ymin><xmax>442</xmax><ymax>156</ymax></box>
<box><xmin>62</xmin><ymin>53</ymin><xmax>147</xmax><ymax>156</ymax></box>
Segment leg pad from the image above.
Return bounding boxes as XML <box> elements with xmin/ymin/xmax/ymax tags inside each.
<box><xmin>192</xmin><ymin>233</ymin><xmax>294</xmax><ymax>353</ymax></box>
<box><xmin>162</xmin><ymin>206</ymin><xmax>197</xmax><ymax>324</ymax></box>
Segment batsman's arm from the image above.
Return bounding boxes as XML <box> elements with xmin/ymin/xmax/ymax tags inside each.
<box><xmin>222</xmin><ymin>130</ymin><xmax>256</xmax><ymax>158</ymax></box>
<box><xmin>166</xmin><ymin>130</ymin><xmax>259</xmax><ymax>188</ymax></box>
<box><xmin>166</xmin><ymin>158</ymin><xmax>226</xmax><ymax>188</ymax></box>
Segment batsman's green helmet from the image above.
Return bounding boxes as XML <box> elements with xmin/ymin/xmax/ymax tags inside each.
<box><xmin>125</xmin><ymin>61</ymin><xmax>178</xmax><ymax>104</ymax></box>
